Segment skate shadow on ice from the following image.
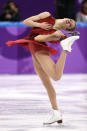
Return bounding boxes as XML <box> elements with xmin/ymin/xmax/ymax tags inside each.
<box><xmin>43</xmin><ymin>121</ymin><xmax>78</xmax><ymax>130</ymax></box>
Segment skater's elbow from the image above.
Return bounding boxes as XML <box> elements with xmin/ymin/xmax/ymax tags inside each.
<box><xmin>34</xmin><ymin>36</ymin><xmax>45</xmax><ymax>42</ymax></box>
<box><xmin>22</xmin><ymin>19</ymin><xmax>31</xmax><ymax>26</ymax></box>
<box><xmin>34</xmin><ymin>36</ymin><xmax>40</xmax><ymax>41</ymax></box>
<box><xmin>22</xmin><ymin>20</ymin><xmax>27</xmax><ymax>25</ymax></box>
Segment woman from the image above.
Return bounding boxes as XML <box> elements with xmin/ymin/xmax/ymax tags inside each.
<box><xmin>76</xmin><ymin>0</ymin><xmax>87</xmax><ymax>22</ymax></box>
<box><xmin>6</xmin><ymin>12</ymin><xmax>79</xmax><ymax>125</ymax></box>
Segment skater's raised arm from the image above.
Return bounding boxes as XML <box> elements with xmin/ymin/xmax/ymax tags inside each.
<box><xmin>22</xmin><ymin>12</ymin><xmax>52</xmax><ymax>30</ymax></box>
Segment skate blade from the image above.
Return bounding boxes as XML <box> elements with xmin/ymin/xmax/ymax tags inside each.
<box><xmin>57</xmin><ymin>119</ymin><xmax>63</xmax><ymax>124</ymax></box>
<box><xmin>43</xmin><ymin>119</ymin><xmax>63</xmax><ymax>125</ymax></box>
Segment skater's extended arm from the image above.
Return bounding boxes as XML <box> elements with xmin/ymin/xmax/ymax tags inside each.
<box><xmin>22</xmin><ymin>12</ymin><xmax>52</xmax><ymax>30</ymax></box>
<box><xmin>34</xmin><ymin>30</ymin><xmax>65</xmax><ymax>42</ymax></box>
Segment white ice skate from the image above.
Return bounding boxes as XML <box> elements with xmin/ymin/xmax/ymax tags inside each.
<box><xmin>60</xmin><ymin>35</ymin><xmax>80</xmax><ymax>52</ymax></box>
<box><xmin>43</xmin><ymin>109</ymin><xmax>62</xmax><ymax>125</ymax></box>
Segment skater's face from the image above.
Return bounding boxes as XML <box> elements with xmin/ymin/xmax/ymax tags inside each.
<box><xmin>63</xmin><ymin>18</ymin><xmax>76</xmax><ymax>31</ymax></box>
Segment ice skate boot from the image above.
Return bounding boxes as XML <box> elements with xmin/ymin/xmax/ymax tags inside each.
<box><xmin>60</xmin><ymin>35</ymin><xmax>79</xmax><ymax>52</ymax></box>
<box><xmin>43</xmin><ymin>109</ymin><xmax>63</xmax><ymax>125</ymax></box>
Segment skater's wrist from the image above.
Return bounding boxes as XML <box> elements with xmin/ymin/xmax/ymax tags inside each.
<box><xmin>35</xmin><ymin>23</ymin><xmax>41</xmax><ymax>27</ymax></box>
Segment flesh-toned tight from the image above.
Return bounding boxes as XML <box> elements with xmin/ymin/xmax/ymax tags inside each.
<box><xmin>32</xmin><ymin>50</ymin><xmax>67</xmax><ymax>110</ymax></box>
<box><xmin>32</xmin><ymin>31</ymin><xmax>67</xmax><ymax>110</ymax></box>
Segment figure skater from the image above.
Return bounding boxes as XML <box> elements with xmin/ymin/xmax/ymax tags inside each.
<box><xmin>6</xmin><ymin>12</ymin><xmax>79</xmax><ymax>125</ymax></box>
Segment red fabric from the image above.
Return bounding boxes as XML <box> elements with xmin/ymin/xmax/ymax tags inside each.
<box><xmin>80</xmin><ymin>10</ymin><xmax>87</xmax><ymax>15</ymax></box>
<box><xmin>6</xmin><ymin>15</ymin><xmax>60</xmax><ymax>58</ymax></box>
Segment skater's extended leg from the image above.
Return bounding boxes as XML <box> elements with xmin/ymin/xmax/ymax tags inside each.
<box><xmin>35</xmin><ymin>34</ymin><xmax>79</xmax><ymax>81</ymax></box>
<box><xmin>35</xmin><ymin>50</ymin><xmax>67</xmax><ymax>81</ymax></box>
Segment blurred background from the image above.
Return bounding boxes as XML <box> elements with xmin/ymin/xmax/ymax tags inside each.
<box><xmin>0</xmin><ymin>0</ymin><xmax>87</xmax><ymax>74</ymax></box>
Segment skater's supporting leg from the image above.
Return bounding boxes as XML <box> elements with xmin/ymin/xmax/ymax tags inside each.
<box><xmin>32</xmin><ymin>56</ymin><xmax>59</xmax><ymax>110</ymax></box>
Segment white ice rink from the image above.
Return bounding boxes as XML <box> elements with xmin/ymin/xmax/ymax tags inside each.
<box><xmin>0</xmin><ymin>74</ymin><xmax>87</xmax><ymax>131</ymax></box>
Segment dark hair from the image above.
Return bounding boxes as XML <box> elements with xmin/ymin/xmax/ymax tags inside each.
<box><xmin>3</xmin><ymin>5</ymin><xmax>11</xmax><ymax>10</ymax></box>
<box><xmin>7</xmin><ymin>0</ymin><xmax>15</xmax><ymax>4</ymax></box>
<box><xmin>81</xmin><ymin>0</ymin><xmax>87</xmax><ymax>12</ymax></box>
<box><xmin>7</xmin><ymin>0</ymin><xmax>17</xmax><ymax>7</ymax></box>
<box><xmin>3</xmin><ymin>1</ymin><xmax>17</xmax><ymax>10</ymax></box>
<box><xmin>82</xmin><ymin>0</ymin><xmax>87</xmax><ymax>5</ymax></box>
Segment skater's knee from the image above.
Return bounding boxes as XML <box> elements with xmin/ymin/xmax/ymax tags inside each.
<box><xmin>52</xmin><ymin>76</ymin><xmax>61</xmax><ymax>81</ymax></box>
<box><xmin>52</xmin><ymin>73</ymin><xmax>62</xmax><ymax>81</ymax></box>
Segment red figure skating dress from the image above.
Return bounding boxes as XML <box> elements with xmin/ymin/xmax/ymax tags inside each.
<box><xmin>6</xmin><ymin>15</ymin><xmax>60</xmax><ymax>58</ymax></box>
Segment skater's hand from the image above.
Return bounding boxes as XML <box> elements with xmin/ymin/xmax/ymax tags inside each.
<box><xmin>39</xmin><ymin>22</ymin><xmax>52</xmax><ymax>30</ymax></box>
<box><xmin>54</xmin><ymin>30</ymin><xmax>66</xmax><ymax>40</ymax></box>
